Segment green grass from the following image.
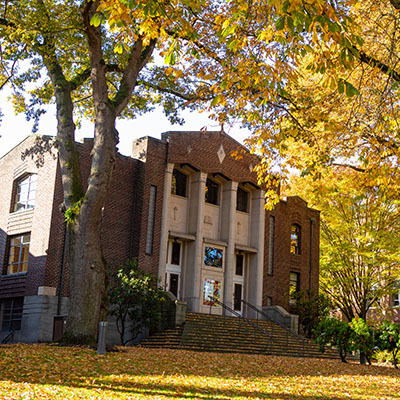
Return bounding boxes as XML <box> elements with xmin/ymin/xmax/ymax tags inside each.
<box><xmin>0</xmin><ymin>344</ymin><xmax>399</xmax><ymax>399</ymax></box>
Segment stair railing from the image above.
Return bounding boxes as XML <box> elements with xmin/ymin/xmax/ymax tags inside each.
<box><xmin>210</xmin><ymin>297</ymin><xmax>273</xmax><ymax>354</ymax></box>
<box><xmin>242</xmin><ymin>300</ymin><xmax>308</xmax><ymax>356</ymax></box>
<box><xmin>1</xmin><ymin>330</ymin><xmax>15</xmax><ymax>344</ymax></box>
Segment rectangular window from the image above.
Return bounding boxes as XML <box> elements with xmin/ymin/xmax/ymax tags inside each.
<box><xmin>1</xmin><ymin>297</ymin><xmax>23</xmax><ymax>332</ymax></box>
<box><xmin>236</xmin><ymin>187</ymin><xmax>248</xmax><ymax>212</ymax></box>
<box><xmin>235</xmin><ymin>253</ymin><xmax>244</xmax><ymax>276</ymax></box>
<box><xmin>171</xmin><ymin>241</ymin><xmax>181</xmax><ymax>265</ymax></box>
<box><xmin>392</xmin><ymin>282</ymin><xmax>400</xmax><ymax>307</ymax></box>
<box><xmin>290</xmin><ymin>224</ymin><xmax>301</xmax><ymax>255</ymax></box>
<box><xmin>203</xmin><ymin>279</ymin><xmax>221</xmax><ymax>306</ymax></box>
<box><xmin>6</xmin><ymin>233</ymin><xmax>30</xmax><ymax>275</ymax></box>
<box><xmin>266</xmin><ymin>296</ymin><xmax>273</xmax><ymax>306</ymax></box>
<box><xmin>204</xmin><ymin>246</ymin><xmax>223</xmax><ymax>269</ymax></box>
<box><xmin>145</xmin><ymin>186</ymin><xmax>157</xmax><ymax>255</ymax></box>
<box><xmin>268</xmin><ymin>216</ymin><xmax>275</xmax><ymax>275</ymax></box>
<box><xmin>205</xmin><ymin>178</ymin><xmax>219</xmax><ymax>205</ymax></box>
<box><xmin>289</xmin><ymin>272</ymin><xmax>300</xmax><ymax>304</ymax></box>
<box><xmin>171</xmin><ymin>169</ymin><xmax>187</xmax><ymax>197</ymax></box>
<box><xmin>13</xmin><ymin>174</ymin><xmax>37</xmax><ymax>212</ymax></box>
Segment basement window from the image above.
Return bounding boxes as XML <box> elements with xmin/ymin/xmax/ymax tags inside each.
<box><xmin>1</xmin><ymin>297</ymin><xmax>23</xmax><ymax>332</ymax></box>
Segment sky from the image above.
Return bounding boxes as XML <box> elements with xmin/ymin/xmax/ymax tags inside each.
<box><xmin>0</xmin><ymin>91</ymin><xmax>251</xmax><ymax>159</ymax></box>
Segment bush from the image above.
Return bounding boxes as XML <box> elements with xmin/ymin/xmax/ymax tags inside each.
<box><xmin>108</xmin><ymin>259</ymin><xmax>168</xmax><ymax>346</ymax></box>
<box><xmin>375</xmin><ymin>321</ymin><xmax>400</xmax><ymax>369</ymax></box>
<box><xmin>314</xmin><ymin>317</ymin><xmax>354</xmax><ymax>362</ymax></box>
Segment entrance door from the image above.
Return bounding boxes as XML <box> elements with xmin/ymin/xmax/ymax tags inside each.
<box><xmin>233</xmin><ymin>283</ymin><xmax>243</xmax><ymax>312</ymax></box>
<box><xmin>233</xmin><ymin>253</ymin><xmax>245</xmax><ymax>315</ymax></box>
<box><xmin>167</xmin><ymin>272</ymin><xmax>180</xmax><ymax>298</ymax></box>
<box><xmin>165</xmin><ymin>240</ymin><xmax>182</xmax><ymax>299</ymax></box>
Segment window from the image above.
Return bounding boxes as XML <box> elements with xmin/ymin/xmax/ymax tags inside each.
<box><xmin>268</xmin><ymin>216</ymin><xmax>275</xmax><ymax>275</ymax></box>
<box><xmin>235</xmin><ymin>253</ymin><xmax>244</xmax><ymax>276</ymax></box>
<box><xmin>13</xmin><ymin>174</ymin><xmax>37</xmax><ymax>212</ymax></box>
<box><xmin>1</xmin><ymin>297</ymin><xmax>23</xmax><ymax>332</ymax></box>
<box><xmin>205</xmin><ymin>178</ymin><xmax>219</xmax><ymax>205</ymax></box>
<box><xmin>203</xmin><ymin>279</ymin><xmax>221</xmax><ymax>306</ymax></box>
<box><xmin>392</xmin><ymin>282</ymin><xmax>400</xmax><ymax>307</ymax></box>
<box><xmin>171</xmin><ymin>169</ymin><xmax>187</xmax><ymax>197</ymax></box>
<box><xmin>171</xmin><ymin>241</ymin><xmax>181</xmax><ymax>265</ymax></box>
<box><xmin>266</xmin><ymin>296</ymin><xmax>273</xmax><ymax>306</ymax></box>
<box><xmin>289</xmin><ymin>272</ymin><xmax>300</xmax><ymax>304</ymax></box>
<box><xmin>5</xmin><ymin>233</ymin><xmax>30</xmax><ymax>275</ymax></box>
<box><xmin>145</xmin><ymin>186</ymin><xmax>157</xmax><ymax>254</ymax></box>
<box><xmin>236</xmin><ymin>187</ymin><xmax>248</xmax><ymax>212</ymax></box>
<box><xmin>290</xmin><ymin>224</ymin><xmax>301</xmax><ymax>255</ymax></box>
<box><xmin>204</xmin><ymin>246</ymin><xmax>223</xmax><ymax>268</ymax></box>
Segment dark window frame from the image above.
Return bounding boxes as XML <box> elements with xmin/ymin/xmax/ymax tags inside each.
<box><xmin>171</xmin><ymin>241</ymin><xmax>181</xmax><ymax>265</ymax></box>
<box><xmin>205</xmin><ymin>178</ymin><xmax>219</xmax><ymax>205</ymax></box>
<box><xmin>268</xmin><ymin>216</ymin><xmax>275</xmax><ymax>275</ymax></box>
<box><xmin>236</xmin><ymin>187</ymin><xmax>249</xmax><ymax>212</ymax></box>
<box><xmin>145</xmin><ymin>186</ymin><xmax>157</xmax><ymax>255</ymax></box>
<box><xmin>171</xmin><ymin>169</ymin><xmax>187</xmax><ymax>197</ymax></box>
<box><xmin>235</xmin><ymin>253</ymin><xmax>244</xmax><ymax>276</ymax></box>
<box><xmin>1</xmin><ymin>297</ymin><xmax>23</xmax><ymax>332</ymax></box>
<box><xmin>289</xmin><ymin>272</ymin><xmax>300</xmax><ymax>304</ymax></box>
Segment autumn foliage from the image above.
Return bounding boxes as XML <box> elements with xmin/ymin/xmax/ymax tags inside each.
<box><xmin>1</xmin><ymin>345</ymin><xmax>400</xmax><ymax>399</ymax></box>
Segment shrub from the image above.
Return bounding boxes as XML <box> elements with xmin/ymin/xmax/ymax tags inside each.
<box><xmin>108</xmin><ymin>259</ymin><xmax>168</xmax><ymax>346</ymax></box>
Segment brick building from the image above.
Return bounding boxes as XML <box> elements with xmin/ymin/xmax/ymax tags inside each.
<box><xmin>0</xmin><ymin>131</ymin><xmax>321</xmax><ymax>343</ymax></box>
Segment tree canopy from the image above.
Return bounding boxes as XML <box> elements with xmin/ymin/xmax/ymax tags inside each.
<box><xmin>2</xmin><ymin>0</ymin><xmax>400</xmax><ymax>341</ymax></box>
<box><xmin>289</xmin><ymin>167</ymin><xmax>400</xmax><ymax>322</ymax></box>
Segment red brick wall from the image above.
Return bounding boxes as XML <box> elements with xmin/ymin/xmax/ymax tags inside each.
<box><xmin>134</xmin><ymin>137</ymin><xmax>168</xmax><ymax>276</ymax></box>
<box><xmin>165</xmin><ymin>131</ymin><xmax>260</xmax><ymax>185</ymax></box>
<box><xmin>263</xmin><ymin>196</ymin><xmax>320</xmax><ymax>310</ymax></box>
<box><xmin>0</xmin><ymin>136</ymin><xmax>58</xmax><ymax>298</ymax></box>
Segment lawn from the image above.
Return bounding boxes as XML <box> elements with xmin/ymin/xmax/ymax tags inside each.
<box><xmin>0</xmin><ymin>344</ymin><xmax>399</xmax><ymax>399</ymax></box>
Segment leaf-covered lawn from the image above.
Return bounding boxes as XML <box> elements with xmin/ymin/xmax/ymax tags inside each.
<box><xmin>0</xmin><ymin>344</ymin><xmax>399</xmax><ymax>399</ymax></box>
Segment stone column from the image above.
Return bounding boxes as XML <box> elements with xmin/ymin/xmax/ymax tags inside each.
<box><xmin>183</xmin><ymin>171</ymin><xmax>207</xmax><ymax>312</ymax></box>
<box><xmin>157</xmin><ymin>163</ymin><xmax>174</xmax><ymax>287</ymax></box>
<box><xmin>221</xmin><ymin>181</ymin><xmax>238</xmax><ymax>313</ymax></box>
<box><xmin>248</xmin><ymin>189</ymin><xmax>265</xmax><ymax>318</ymax></box>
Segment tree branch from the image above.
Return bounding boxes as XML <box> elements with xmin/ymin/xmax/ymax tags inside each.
<box><xmin>136</xmin><ymin>79</ymin><xmax>205</xmax><ymax>101</ymax></box>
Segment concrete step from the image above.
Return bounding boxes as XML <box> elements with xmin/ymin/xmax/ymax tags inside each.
<box><xmin>139</xmin><ymin>312</ymin><xmax>340</xmax><ymax>359</ymax></box>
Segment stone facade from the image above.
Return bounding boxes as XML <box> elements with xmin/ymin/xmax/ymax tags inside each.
<box><xmin>0</xmin><ymin>131</ymin><xmax>321</xmax><ymax>343</ymax></box>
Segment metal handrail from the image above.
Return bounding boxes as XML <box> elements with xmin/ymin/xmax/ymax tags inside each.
<box><xmin>210</xmin><ymin>297</ymin><xmax>272</xmax><ymax>338</ymax></box>
<box><xmin>241</xmin><ymin>299</ymin><xmax>309</xmax><ymax>342</ymax></box>
<box><xmin>1</xmin><ymin>330</ymin><xmax>15</xmax><ymax>344</ymax></box>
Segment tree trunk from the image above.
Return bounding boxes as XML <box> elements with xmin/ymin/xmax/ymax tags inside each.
<box><xmin>63</xmin><ymin>108</ymin><xmax>117</xmax><ymax>344</ymax></box>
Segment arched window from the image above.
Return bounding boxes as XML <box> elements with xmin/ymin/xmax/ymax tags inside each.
<box><xmin>290</xmin><ymin>224</ymin><xmax>301</xmax><ymax>255</ymax></box>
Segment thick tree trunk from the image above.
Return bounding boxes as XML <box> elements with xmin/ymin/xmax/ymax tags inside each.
<box><xmin>64</xmin><ymin>107</ymin><xmax>117</xmax><ymax>344</ymax></box>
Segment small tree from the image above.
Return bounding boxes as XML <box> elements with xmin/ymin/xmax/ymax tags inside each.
<box><xmin>108</xmin><ymin>260</ymin><xmax>167</xmax><ymax>346</ymax></box>
<box><xmin>349</xmin><ymin>318</ymin><xmax>376</xmax><ymax>365</ymax></box>
<box><xmin>376</xmin><ymin>321</ymin><xmax>400</xmax><ymax>369</ymax></box>
<box><xmin>314</xmin><ymin>317</ymin><xmax>354</xmax><ymax>363</ymax></box>
<box><xmin>292</xmin><ymin>291</ymin><xmax>331</xmax><ymax>338</ymax></box>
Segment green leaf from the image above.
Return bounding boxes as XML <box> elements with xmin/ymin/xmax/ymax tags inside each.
<box><xmin>345</xmin><ymin>80</ymin><xmax>359</xmax><ymax>97</ymax></box>
<box><xmin>276</xmin><ymin>17</ymin><xmax>285</xmax><ymax>31</ymax></box>
<box><xmin>338</xmin><ymin>79</ymin><xmax>344</xmax><ymax>94</ymax></box>
<box><xmin>90</xmin><ymin>13</ymin><xmax>102</xmax><ymax>27</ymax></box>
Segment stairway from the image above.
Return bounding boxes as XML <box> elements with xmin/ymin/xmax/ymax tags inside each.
<box><xmin>139</xmin><ymin>312</ymin><xmax>340</xmax><ymax>359</ymax></box>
